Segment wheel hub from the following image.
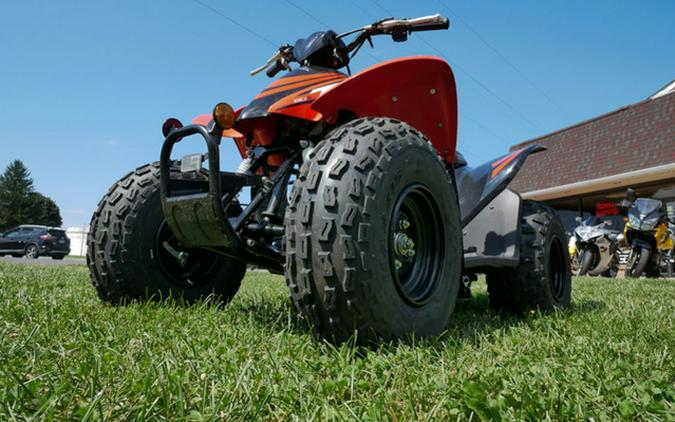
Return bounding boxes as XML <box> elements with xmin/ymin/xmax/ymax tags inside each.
<box><xmin>394</xmin><ymin>232</ymin><xmax>416</xmax><ymax>258</ymax></box>
<box><xmin>388</xmin><ymin>184</ymin><xmax>445</xmax><ymax>306</ymax></box>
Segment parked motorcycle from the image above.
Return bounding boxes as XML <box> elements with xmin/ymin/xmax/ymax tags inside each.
<box><xmin>569</xmin><ymin>216</ymin><xmax>621</xmax><ymax>277</ymax></box>
<box><xmin>621</xmin><ymin>189</ymin><xmax>675</xmax><ymax>278</ymax></box>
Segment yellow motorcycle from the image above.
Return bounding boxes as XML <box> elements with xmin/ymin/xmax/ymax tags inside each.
<box><xmin>622</xmin><ymin>189</ymin><xmax>675</xmax><ymax>278</ymax></box>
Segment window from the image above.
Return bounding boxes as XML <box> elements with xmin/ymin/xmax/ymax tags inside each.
<box><xmin>19</xmin><ymin>228</ymin><xmax>36</xmax><ymax>236</ymax></box>
<box><xmin>3</xmin><ymin>229</ymin><xmax>22</xmax><ymax>239</ymax></box>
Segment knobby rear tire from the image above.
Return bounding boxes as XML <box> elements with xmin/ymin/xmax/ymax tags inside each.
<box><xmin>486</xmin><ymin>200</ymin><xmax>572</xmax><ymax>313</ymax></box>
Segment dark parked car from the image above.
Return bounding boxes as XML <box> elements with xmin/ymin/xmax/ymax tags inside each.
<box><xmin>0</xmin><ymin>225</ymin><xmax>70</xmax><ymax>259</ymax></box>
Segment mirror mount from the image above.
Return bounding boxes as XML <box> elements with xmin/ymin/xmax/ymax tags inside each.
<box><xmin>626</xmin><ymin>187</ymin><xmax>636</xmax><ymax>202</ymax></box>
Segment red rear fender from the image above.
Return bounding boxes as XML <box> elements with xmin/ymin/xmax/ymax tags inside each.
<box><xmin>311</xmin><ymin>56</ymin><xmax>458</xmax><ymax>163</ymax></box>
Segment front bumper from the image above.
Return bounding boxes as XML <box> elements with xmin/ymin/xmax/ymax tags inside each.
<box><xmin>160</xmin><ymin>123</ymin><xmax>256</xmax><ymax>250</ymax></box>
<box><xmin>159</xmin><ymin>121</ymin><xmax>292</xmax><ymax>272</ymax></box>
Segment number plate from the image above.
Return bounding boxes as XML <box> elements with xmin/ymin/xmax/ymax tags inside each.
<box><xmin>181</xmin><ymin>154</ymin><xmax>203</xmax><ymax>173</ymax></box>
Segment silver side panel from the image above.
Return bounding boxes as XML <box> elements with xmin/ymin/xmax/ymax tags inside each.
<box><xmin>462</xmin><ymin>189</ymin><xmax>521</xmax><ymax>269</ymax></box>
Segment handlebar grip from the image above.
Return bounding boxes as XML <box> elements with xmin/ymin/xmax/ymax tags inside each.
<box><xmin>405</xmin><ymin>14</ymin><xmax>447</xmax><ymax>27</ymax></box>
<box><xmin>409</xmin><ymin>17</ymin><xmax>450</xmax><ymax>32</ymax></box>
<box><xmin>372</xmin><ymin>14</ymin><xmax>449</xmax><ymax>34</ymax></box>
<box><xmin>266</xmin><ymin>60</ymin><xmax>285</xmax><ymax>78</ymax></box>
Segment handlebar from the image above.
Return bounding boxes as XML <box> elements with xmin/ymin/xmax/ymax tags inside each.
<box><xmin>250</xmin><ymin>14</ymin><xmax>449</xmax><ymax>77</ymax></box>
<box><xmin>363</xmin><ymin>14</ymin><xmax>449</xmax><ymax>34</ymax></box>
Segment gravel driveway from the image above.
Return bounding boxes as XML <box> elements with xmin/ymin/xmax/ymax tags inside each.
<box><xmin>0</xmin><ymin>256</ymin><xmax>86</xmax><ymax>266</ymax></box>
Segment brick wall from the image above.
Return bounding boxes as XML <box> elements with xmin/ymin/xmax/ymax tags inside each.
<box><xmin>509</xmin><ymin>92</ymin><xmax>675</xmax><ymax>193</ymax></box>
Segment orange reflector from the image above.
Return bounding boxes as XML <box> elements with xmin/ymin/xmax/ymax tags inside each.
<box><xmin>213</xmin><ymin>102</ymin><xmax>235</xmax><ymax>129</ymax></box>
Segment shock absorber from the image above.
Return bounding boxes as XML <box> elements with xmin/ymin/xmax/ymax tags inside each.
<box><xmin>236</xmin><ymin>153</ymin><xmax>253</xmax><ymax>174</ymax></box>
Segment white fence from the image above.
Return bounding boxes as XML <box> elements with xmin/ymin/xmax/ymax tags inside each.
<box><xmin>66</xmin><ymin>226</ymin><xmax>89</xmax><ymax>257</ymax></box>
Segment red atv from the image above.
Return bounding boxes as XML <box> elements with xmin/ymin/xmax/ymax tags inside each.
<box><xmin>87</xmin><ymin>15</ymin><xmax>571</xmax><ymax>342</ymax></box>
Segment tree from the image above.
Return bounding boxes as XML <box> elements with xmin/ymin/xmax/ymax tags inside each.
<box><xmin>0</xmin><ymin>160</ymin><xmax>63</xmax><ymax>231</ymax></box>
<box><xmin>27</xmin><ymin>192</ymin><xmax>63</xmax><ymax>227</ymax></box>
<box><xmin>0</xmin><ymin>160</ymin><xmax>34</xmax><ymax>231</ymax></box>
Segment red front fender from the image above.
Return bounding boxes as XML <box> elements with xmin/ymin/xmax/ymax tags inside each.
<box><xmin>311</xmin><ymin>56</ymin><xmax>458</xmax><ymax>163</ymax></box>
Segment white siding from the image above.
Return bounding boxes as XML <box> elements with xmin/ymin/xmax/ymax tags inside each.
<box><xmin>66</xmin><ymin>226</ymin><xmax>89</xmax><ymax>257</ymax></box>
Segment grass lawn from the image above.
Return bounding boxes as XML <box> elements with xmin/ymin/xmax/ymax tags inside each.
<box><xmin>0</xmin><ymin>263</ymin><xmax>672</xmax><ymax>420</ymax></box>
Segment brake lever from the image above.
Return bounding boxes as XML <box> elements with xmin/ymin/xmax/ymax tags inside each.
<box><xmin>250</xmin><ymin>51</ymin><xmax>282</xmax><ymax>76</ymax></box>
<box><xmin>249</xmin><ymin>51</ymin><xmax>281</xmax><ymax>76</ymax></box>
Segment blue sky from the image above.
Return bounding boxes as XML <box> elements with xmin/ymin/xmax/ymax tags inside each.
<box><xmin>1</xmin><ymin>0</ymin><xmax>673</xmax><ymax>228</ymax></box>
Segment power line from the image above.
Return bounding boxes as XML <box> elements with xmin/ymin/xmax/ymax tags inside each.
<box><xmin>283</xmin><ymin>0</ymin><xmax>329</xmax><ymax>28</ymax></box>
<box><xmin>417</xmin><ymin>34</ymin><xmax>541</xmax><ymax>130</ymax></box>
<box><xmin>368</xmin><ymin>0</ymin><xmax>541</xmax><ymax>131</ymax></box>
<box><xmin>462</xmin><ymin>113</ymin><xmax>512</xmax><ymax>145</ymax></box>
<box><xmin>435</xmin><ymin>0</ymin><xmax>569</xmax><ymax>117</ymax></box>
<box><xmin>187</xmin><ymin>0</ymin><xmax>277</xmax><ymax>48</ymax></box>
<box><xmin>347</xmin><ymin>0</ymin><xmax>379</xmax><ymax>21</ymax></box>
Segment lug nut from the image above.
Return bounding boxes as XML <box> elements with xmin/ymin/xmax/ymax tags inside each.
<box><xmin>394</xmin><ymin>232</ymin><xmax>416</xmax><ymax>258</ymax></box>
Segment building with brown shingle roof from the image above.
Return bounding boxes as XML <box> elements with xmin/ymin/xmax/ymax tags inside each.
<box><xmin>509</xmin><ymin>81</ymin><xmax>675</xmax><ymax>221</ymax></box>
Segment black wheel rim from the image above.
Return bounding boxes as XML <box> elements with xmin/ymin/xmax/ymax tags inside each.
<box><xmin>548</xmin><ymin>235</ymin><xmax>566</xmax><ymax>300</ymax></box>
<box><xmin>154</xmin><ymin>221</ymin><xmax>221</xmax><ymax>288</ymax></box>
<box><xmin>388</xmin><ymin>184</ymin><xmax>445</xmax><ymax>306</ymax></box>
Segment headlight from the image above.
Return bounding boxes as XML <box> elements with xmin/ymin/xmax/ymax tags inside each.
<box><xmin>576</xmin><ymin>228</ymin><xmax>591</xmax><ymax>241</ymax></box>
<box><xmin>640</xmin><ymin>215</ymin><xmax>659</xmax><ymax>231</ymax></box>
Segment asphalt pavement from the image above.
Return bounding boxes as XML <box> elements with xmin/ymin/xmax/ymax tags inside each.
<box><xmin>0</xmin><ymin>256</ymin><xmax>86</xmax><ymax>266</ymax></box>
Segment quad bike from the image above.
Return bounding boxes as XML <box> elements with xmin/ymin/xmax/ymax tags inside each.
<box><xmin>87</xmin><ymin>14</ymin><xmax>571</xmax><ymax>342</ymax></box>
<box><xmin>569</xmin><ymin>216</ymin><xmax>621</xmax><ymax>277</ymax></box>
<box><xmin>620</xmin><ymin>189</ymin><xmax>675</xmax><ymax>278</ymax></box>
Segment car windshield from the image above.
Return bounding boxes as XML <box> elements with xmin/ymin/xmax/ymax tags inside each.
<box><xmin>634</xmin><ymin>198</ymin><xmax>662</xmax><ymax>215</ymax></box>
